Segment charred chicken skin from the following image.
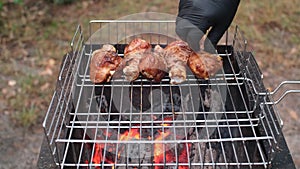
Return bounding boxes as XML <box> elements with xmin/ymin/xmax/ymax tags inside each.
<box><xmin>89</xmin><ymin>44</ymin><xmax>122</xmax><ymax>83</ymax></box>
<box><xmin>123</xmin><ymin>38</ymin><xmax>151</xmax><ymax>81</ymax></box>
<box><xmin>138</xmin><ymin>45</ymin><xmax>167</xmax><ymax>82</ymax></box>
<box><xmin>164</xmin><ymin>40</ymin><xmax>193</xmax><ymax>84</ymax></box>
<box><xmin>90</xmin><ymin>39</ymin><xmax>222</xmax><ymax>84</ymax></box>
<box><xmin>188</xmin><ymin>51</ymin><xmax>223</xmax><ymax>79</ymax></box>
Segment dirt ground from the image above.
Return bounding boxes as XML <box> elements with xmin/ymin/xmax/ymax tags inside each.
<box><xmin>0</xmin><ymin>1</ymin><xmax>299</xmax><ymax>169</ymax></box>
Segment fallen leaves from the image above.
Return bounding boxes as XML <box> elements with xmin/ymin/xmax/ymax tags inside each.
<box><xmin>8</xmin><ymin>80</ymin><xmax>17</xmax><ymax>86</ymax></box>
<box><xmin>40</xmin><ymin>82</ymin><xmax>50</xmax><ymax>91</ymax></box>
<box><xmin>39</xmin><ymin>58</ymin><xmax>56</xmax><ymax>76</ymax></box>
<box><xmin>289</xmin><ymin>109</ymin><xmax>299</xmax><ymax>121</ymax></box>
<box><xmin>1</xmin><ymin>87</ymin><xmax>17</xmax><ymax>99</ymax></box>
<box><xmin>39</xmin><ymin>67</ymin><xmax>53</xmax><ymax>76</ymax></box>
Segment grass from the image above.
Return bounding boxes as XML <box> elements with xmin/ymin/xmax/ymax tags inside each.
<box><xmin>0</xmin><ymin>0</ymin><xmax>299</xmax><ymax>128</ymax></box>
<box><xmin>7</xmin><ymin>73</ymin><xmax>49</xmax><ymax>128</ymax></box>
<box><xmin>233</xmin><ymin>0</ymin><xmax>300</xmax><ymax>78</ymax></box>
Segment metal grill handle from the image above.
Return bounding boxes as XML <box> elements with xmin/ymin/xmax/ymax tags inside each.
<box><xmin>259</xmin><ymin>81</ymin><xmax>300</xmax><ymax>105</ymax></box>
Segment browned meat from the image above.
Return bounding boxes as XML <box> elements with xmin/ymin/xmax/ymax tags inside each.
<box><xmin>188</xmin><ymin>51</ymin><xmax>223</xmax><ymax>79</ymax></box>
<box><xmin>123</xmin><ymin>38</ymin><xmax>151</xmax><ymax>81</ymax></box>
<box><xmin>164</xmin><ymin>40</ymin><xmax>193</xmax><ymax>84</ymax></box>
<box><xmin>153</xmin><ymin>44</ymin><xmax>164</xmax><ymax>53</ymax></box>
<box><xmin>89</xmin><ymin>44</ymin><xmax>122</xmax><ymax>83</ymax></box>
<box><xmin>138</xmin><ymin>45</ymin><xmax>167</xmax><ymax>82</ymax></box>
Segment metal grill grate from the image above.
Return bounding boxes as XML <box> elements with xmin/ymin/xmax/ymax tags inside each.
<box><xmin>42</xmin><ymin>20</ymin><xmax>284</xmax><ymax>169</ymax></box>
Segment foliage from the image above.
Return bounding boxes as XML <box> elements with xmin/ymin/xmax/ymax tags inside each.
<box><xmin>47</xmin><ymin>0</ymin><xmax>77</xmax><ymax>4</ymax></box>
<box><xmin>0</xmin><ymin>0</ymin><xmax>23</xmax><ymax>10</ymax></box>
<box><xmin>13</xmin><ymin>0</ymin><xmax>23</xmax><ymax>4</ymax></box>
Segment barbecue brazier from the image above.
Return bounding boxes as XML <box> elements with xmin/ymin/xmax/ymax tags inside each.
<box><xmin>38</xmin><ymin>20</ymin><xmax>296</xmax><ymax>169</ymax></box>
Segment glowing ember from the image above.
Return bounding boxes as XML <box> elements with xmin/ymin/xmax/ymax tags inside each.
<box><xmin>160</xmin><ymin>123</ymin><xmax>171</xmax><ymax>127</ymax></box>
<box><xmin>92</xmin><ymin>143</ymin><xmax>103</xmax><ymax>166</ymax></box>
<box><xmin>118</xmin><ymin>128</ymin><xmax>140</xmax><ymax>159</ymax></box>
<box><xmin>153</xmin><ymin>129</ymin><xmax>191</xmax><ymax>169</ymax></box>
<box><xmin>92</xmin><ymin>143</ymin><xmax>115</xmax><ymax>169</ymax></box>
<box><xmin>119</xmin><ymin>128</ymin><xmax>140</xmax><ymax>141</ymax></box>
<box><xmin>153</xmin><ymin>130</ymin><xmax>173</xmax><ymax>169</ymax></box>
<box><xmin>87</xmin><ymin>119</ymin><xmax>190</xmax><ymax>168</ymax></box>
<box><xmin>178</xmin><ymin>143</ymin><xmax>191</xmax><ymax>169</ymax></box>
<box><xmin>154</xmin><ymin>130</ymin><xmax>171</xmax><ymax>156</ymax></box>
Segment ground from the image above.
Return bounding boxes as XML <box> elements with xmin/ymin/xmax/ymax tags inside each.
<box><xmin>0</xmin><ymin>0</ymin><xmax>299</xmax><ymax>168</ymax></box>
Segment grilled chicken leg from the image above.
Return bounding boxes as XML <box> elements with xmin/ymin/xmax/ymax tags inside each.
<box><xmin>123</xmin><ymin>38</ymin><xmax>151</xmax><ymax>81</ymax></box>
<box><xmin>138</xmin><ymin>45</ymin><xmax>167</xmax><ymax>82</ymax></box>
<box><xmin>164</xmin><ymin>40</ymin><xmax>193</xmax><ymax>84</ymax></box>
<box><xmin>90</xmin><ymin>44</ymin><xmax>122</xmax><ymax>83</ymax></box>
<box><xmin>188</xmin><ymin>51</ymin><xmax>223</xmax><ymax>79</ymax></box>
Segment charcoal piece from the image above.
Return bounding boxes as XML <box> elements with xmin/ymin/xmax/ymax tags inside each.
<box><xmin>189</xmin><ymin>128</ymin><xmax>220</xmax><ymax>169</ymax></box>
<box><xmin>129</xmin><ymin>86</ymin><xmax>181</xmax><ymax>113</ymax></box>
<box><xmin>116</xmin><ymin>143</ymin><xmax>153</xmax><ymax>169</ymax></box>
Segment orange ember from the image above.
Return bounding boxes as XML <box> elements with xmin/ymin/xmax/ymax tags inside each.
<box><xmin>160</xmin><ymin>123</ymin><xmax>171</xmax><ymax>127</ymax></box>
<box><xmin>153</xmin><ymin>130</ymin><xmax>173</xmax><ymax>169</ymax></box>
<box><xmin>153</xmin><ymin>129</ymin><xmax>191</xmax><ymax>169</ymax></box>
<box><xmin>88</xmin><ymin>121</ymin><xmax>190</xmax><ymax>169</ymax></box>
<box><xmin>178</xmin><ymin>143</ymin><xmax>191</xmax><ymax>169</ymax></box>
<box><xmin>119</xmin><ymin>128</ymin><xmax>140</xmax><ymax>141</ymax></box>
<box><xmin>160</xmin><ymin>116</ymin><xmax>173</xmax><ymax>127</ymax></box>
<box><xmin>93</xmin><ymin>143</ymin><xmax>104</xmax><ymax>166</ymax></box>
<box><xmin>118</xmin><ymin>128</ymin><xmax>141</xmax><ymax>159</ymax></box>
<box><xmin>92</xmin><ymin>143</ymin><xmax>115</xmax><ymax>169</ymax></box>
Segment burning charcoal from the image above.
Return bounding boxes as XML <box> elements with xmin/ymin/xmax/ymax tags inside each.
<box><xmin>130</xmin><ymin>86</ymin><xmax>151</xmax><ymax>112</ymax></box>
<box><xmin>123</xmin><ymin>85</ymin><xmax>184</xmax><ymax>122</ymax></box>
<box><xmin>95</xmin><ymin>95</ymin><xmax>109</xmax><ymax>113</ymax></box>
<box><xmin>163</xmin><ymin>86</ymin><xmax>182</xmax><ymax>113</ymax></box>
<box><xmin>152</xmin><ymin>128</ymin><xmax>191</xmax><ymax>169</ymax></box>
<box><xmin>115</xmin><ymin>128</ymin><xmax>153</xmax><ymax>169</ymax></box>
<box><xmin>203</xmin><ymin>88</ymin><xmax>225</xmax><ymax>112</ymax></box>
<box><xmin>117</xmin><ymin>143</ymin><xmax>153</xmax><ymax>169</ymax></box>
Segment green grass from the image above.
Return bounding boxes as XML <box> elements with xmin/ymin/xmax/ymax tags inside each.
<box><xmin>17</xmin><ymin>105</ymin><xmax>39</xmax><ymax>128</ymax></box>
<box><xmin>0</xmin><ymin>0</ymin><xmax>23</xmax><ymax>11</ymax></box>
<box><xmin>7</xmin><ymin>73</ymin><xmax>49</xmax><ymax>128</ymax></box>
<box><xmin>234</xmin><ymin>0</ymin><xmax>300</xmax><ymax>72</ymax></box>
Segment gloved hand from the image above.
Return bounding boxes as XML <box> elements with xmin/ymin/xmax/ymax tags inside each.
<box><xmin>176</xmin><ymin>0</ymin><xmax>240</xmax><ymax>53</ymax></box>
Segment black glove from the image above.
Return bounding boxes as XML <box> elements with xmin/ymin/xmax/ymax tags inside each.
<box><xmin>176</xmin><ymin>0</ymin><xmax>240</xmax><ymax>53</ymax></box>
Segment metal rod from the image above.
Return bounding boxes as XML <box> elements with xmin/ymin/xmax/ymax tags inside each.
<box><xmin>71</xmin><ymin>25</ymin><xmax>81</xmax><ymax>51</ymax></box>
<box><xmin>259</xmin><ymin>81</ymin><xmax>300</xmax><ymax>105</ymax></box>
<box><xmin>56</xmin><ymin>136</ymin><xmax>274</xmax><ymax>144</ymax></box>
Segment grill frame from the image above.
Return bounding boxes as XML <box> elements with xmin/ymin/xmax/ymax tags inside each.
<box><xmin>38</xmin><ymin>20</ymin><xmax>296</xmax><ymax>169</ymax></box>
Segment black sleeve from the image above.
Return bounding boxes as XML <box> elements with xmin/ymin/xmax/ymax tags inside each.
<box><xmin>176</xmin><ymin>0</ymin><xmax>240</xmax><ymax>52</ymax></box>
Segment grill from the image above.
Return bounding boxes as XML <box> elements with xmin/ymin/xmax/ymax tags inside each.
<box><xmin>38</xmin><ymin>20</ymin><xmax>297</xmax><ymax>169</ymax></box>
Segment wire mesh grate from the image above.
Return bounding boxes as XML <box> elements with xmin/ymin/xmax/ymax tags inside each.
<box><xmin>42</xmin><ymin>21</ymin><xmax>281</xmax><ymax>169</ymax></box>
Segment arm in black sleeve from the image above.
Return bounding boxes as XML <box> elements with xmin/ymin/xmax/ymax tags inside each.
<box><xmin>176</xmin><ymin>0</ymin><xmax>240</xmax><ymax>53</ymax></box>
